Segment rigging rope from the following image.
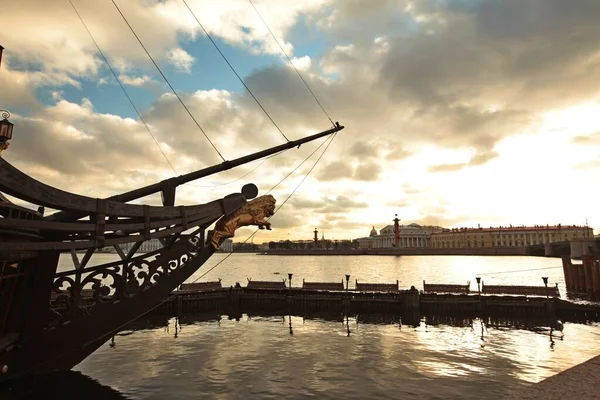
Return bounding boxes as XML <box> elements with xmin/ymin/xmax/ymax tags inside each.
<box><xmin>2</xmin><ymin>133</ymin><xmax>337</xmax><ymax>383</ymax></box>
<box><xmin>69</xmin><ymin>0</ymin><xmax>178</xmax><ymax>175</ymax></box>
<box><xmin>183</xmin><ymin>148</ymin><xmax>287</xmax><ymax>188</ymax></box>
<box><xmin>476</xmin><ymin>266</ymin><xmax>562</xmax><ymax>276</ymax></box>
<box><xmin>111</xmin><ymin>0</ymin><xmax>226</xmax><ymax>161</ymax></box>
<box><xmin>182</xmin><ymin>0</ymin><xmax>290</xmax><ymax>142</ymax></box>
<box><xmin>248</xmin><ymin>0</ymin><xmax>336</xmax><ymax>128</ymax></box>
<box><xmin>189</xmin><ymin>132</ymin><xmax>337</xmax><ymax>283</ymax></box>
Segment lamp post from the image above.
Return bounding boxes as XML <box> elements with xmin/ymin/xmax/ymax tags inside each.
<box><xmin>476</xmin><ymin>277</ymin><xmax>481</xmax><ymax>295</ymax></box>
<box><xmin>0</xmin><ymin>110</ymin><xmax>14</xmax><ymax>156</ymax></box>
<box><xmin>345</xmin><ymin>274</ymin><xmax>350</xmax><ymax>293</ymax></box>
<box><xmin>288</xmin><ymin>273</ymin><xmax>293</xmax><ymax>291</ymax></box>
<box><xmin>542</xmin><ymin>276</ymin><xmax>549</xmax><ymax>298</ymax></box>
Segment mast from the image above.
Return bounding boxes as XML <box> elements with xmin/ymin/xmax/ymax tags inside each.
<box><xmin>48</xmin><ymin>124</ymin><xmax>343</xmax><ymax>221</ymax></box>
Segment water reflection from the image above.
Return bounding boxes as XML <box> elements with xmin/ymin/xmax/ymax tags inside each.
<box><xmin>3</xmin><ymin>312</ymin><xmax>599</xmax><ymax>399</ymax></box>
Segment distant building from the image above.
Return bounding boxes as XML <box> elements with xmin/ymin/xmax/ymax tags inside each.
<box><xmin>355</xmin><ymin>223</ymin><xmax>445</xmax><ymax>249</ymax></box>
<box><xmin>220</xmin><ymin>238</ymin><xmax>233</xmax><ymax>252</ymax></box>
<box><xmin>120</xmin><ymin>238</ymin><xmax>163</xmax><ymax>253</ymax></box>
<box><xmin>232</xmin><ymin>242</ymin><xmax>260</xmax><ymax>252</ymax></box>
<box><xmin>430</xmin><ymin>224</ymin><xmax>594</xmax><ymax>249</ymax></box>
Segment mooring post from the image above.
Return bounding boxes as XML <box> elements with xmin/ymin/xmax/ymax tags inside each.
<box><xmin>542</xmin><ymin>276</ymin><xmax>549</xmax><ymax>299</ymax></box>
<box><xmin>583</xmin><ymin>256</ymin><xmax>595</xmax><ymax>298</ymax></box>
<box><xmin>476</xmin><ymin>277</ymin><xmax>481</xmax><ymax>296</ymax></box>
<box><xmin>345</xmin><ymin>274</ymin><xmax>351</xmax><ymax>309</ymax></box>
<box><xmin>592</xmin><ymin>257</ymin><xmax>600</xmax><ymax>300</ymax></box>
<box><xmin>561</xmin><ymin>255</ymin><xmax>572</xmax><ymax>291</ymax></box>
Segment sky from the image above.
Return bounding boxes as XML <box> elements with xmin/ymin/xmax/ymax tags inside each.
<box><xmin>2</xmin><ymin>0</ymin><xmax>600</xmax><ymax>243</ymax></box>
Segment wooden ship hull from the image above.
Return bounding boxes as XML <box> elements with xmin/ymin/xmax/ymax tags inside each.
<box><xmin>0</xmin><ymin>125</ymin><xmax>343</xmax><ymax>381</ymax></box>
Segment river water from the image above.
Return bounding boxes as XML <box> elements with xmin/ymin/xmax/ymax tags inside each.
<box><xmin>5</xmin><ymin>254</ymin><xmax>600</xmax><ymax>399</ymax></box>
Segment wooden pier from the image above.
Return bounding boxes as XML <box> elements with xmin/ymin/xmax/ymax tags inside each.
<box><xmin>125</xmin><ymin>278</ymin><xmax>600</xmax><ymax>323</ymax></box>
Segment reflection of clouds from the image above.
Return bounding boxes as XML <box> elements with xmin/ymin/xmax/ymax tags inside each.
<box><xmin>75</xmin><ymin>316</ymin><xmax>600</xmax><ymax>399</ymax></box>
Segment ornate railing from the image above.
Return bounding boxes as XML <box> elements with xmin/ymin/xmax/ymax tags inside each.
<box><xmin>51</xmin><ymin>233</ymin><xmax>204</xmax><ymax>316</ymax></box>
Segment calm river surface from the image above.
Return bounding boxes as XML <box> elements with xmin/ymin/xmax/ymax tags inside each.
<box><xmin>6</xmin><ymin>254</ymin><xmax>600</xmax><ymax>399</ymax></box>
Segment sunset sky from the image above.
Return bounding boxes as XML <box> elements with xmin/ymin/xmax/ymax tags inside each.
<box><xmin>1</xmin><ymin>0</ymin><xmax>600</xmax><ymax>243</ymax></box>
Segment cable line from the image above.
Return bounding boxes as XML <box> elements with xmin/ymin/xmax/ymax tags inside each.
<box><xmin>248</xmin><ymin>0</ymin><xmax>336</xmax><ymax>127</ymax></box>
<box><xmin>476</xmin><ymin>266</ymin><xmax>562</xmax><ymax>276</ymax></box>
<box><xmin>70</xmin><ymin>0</ymin><xmax>178</xmax><ymax>175</ymax></box>
<box><xmin>111</xmin><ymin>0</ymin><xmax>225</xmax><ymax>161</ymax></box>
<box><xmin>182</xmin><ymin>0</ymin><xmax>289</xmax><ymax>142</ymax></box>
<box><xmin>190</xmin><ymin>132</ymin><xmax>337</xmax><ymax>283</ymax></box>
<box><xmin>184</xmin><ymin>148</ymin><xmax>287</xmax><ymax>188</ymax></box>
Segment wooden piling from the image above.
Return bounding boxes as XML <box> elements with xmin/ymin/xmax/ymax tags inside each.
<box><xmin>578</xmin><ymin>263</ymin><xmax>587</xmax><ymax>293</ymax></box>
<box><xmin>592</xmin><ymin>258</ymin><xmax>600</xmax><ymax>300</ymax></box>
<box><xmin>561</xmin><ymin>255</ymin><xmax>571</xmax><ymax>290</ymax></box>
<box><xmin>584</xmin><ymin>256</ymin><xmax>595</xmax><ymax>297</ymax></box>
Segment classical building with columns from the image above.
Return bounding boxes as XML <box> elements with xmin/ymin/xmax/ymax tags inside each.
<box><xmin>430</xmin><ymin>224</ymin><xmax>594</xmax><ymax>249</ymax></box>
<box><xmin>356</xmin><ymin>222</ymin><xmax>445</xmax><ymax>249</ymax></box>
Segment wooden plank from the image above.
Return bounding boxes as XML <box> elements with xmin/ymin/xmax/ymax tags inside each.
<box><xmin>95</xmin><ymin>199</ymin><xmax>106</xmax><ymax>248</ymax></box>
<box><xmin>69</xmin><ymin>249</ymin><xmax>80</xmax><ymax>269</ymax></box>
<box><xmin>79</xmin><ymin>248</ymin><xmax>95</xmax><ymax>270</ymax></box>
<box><xmin>126</xmin><ymin>242</ymin><xmax>143</xmax><ymax>259</ymax></box>
<box><xmin>112</xmin><ymin>244</ymin><xmax>126</xmax><ymax>260</ymax></box>
<box><xmin>0</xmin><ymin>158</ymin><xmax>246</xmax><ymax>218</ymax></box>
<box><xmin>302</xmin><ymin>281</ymin><xmax>344</xmax><ymax>291</ymax></box>
<box><xmin>143</xmin><ymin>205</ymin><xmax>151</xmax><ymax>241</ymax></box>
<box><xmin>423</xmin><ymin>280</ymin><xmax>470</xmax><ymax>294</ymax></box>
<box><xmin>482</xmin><ymin>284</ymin><xmax>559</xmax><ymax>297</ymax></box>
<box><xmin>179</xmin><ymin>281</ymin><xmax>223</xmax><ymax>292</ymax></box>
<box><xmin>246</xmin><ymin>280</ymin><xmax>287</xmax><ymax>289</ymax></box>
<box><xmin>0</xmin><ymin>207</ymin><xmax>221</xmax><ymax>233</ymax></box>
<box><xmin>0</xmin><ymin>214</ymin><xmax>221</xmax><ymax>251</ymax></box>
<box><xmin>180</xmin><ymin>206</ymin><xmax>188</xmax><ymax>231</ymax></box>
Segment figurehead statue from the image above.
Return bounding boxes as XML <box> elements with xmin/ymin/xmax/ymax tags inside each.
<box><xmin>208</xmin><ymin>194</ymin><xmax>276</xmax><ymax>249</ymax></box>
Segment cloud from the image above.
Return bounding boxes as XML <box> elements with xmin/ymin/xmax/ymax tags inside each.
<box><xmin>354</xmin><ymin>162</ymin><xmax>382</xmax><ymax>181</ymax></box>
<box><xmin>572</xmin><ymin>131</ymin><xmax>600</xmax><ymax>144</ymax></box>
<box><xmin>167</xmin><ymin>48</ymin><xmax>195</xmax><ymax>73</ymax></box>
<box><xmin>315</xmin><ymin>160</ymin><xmax>352</xmax><ymax>181</ymax></box>
<box><xmin>118</xmin><ymin>74</ymin><xmax>161</xmax><ymax>89</ymax></box>
<box><xmin>315</xmin><ymin>159</ymin><xmax>382</xmax><ymax>181</ymax></box>
<box><xmin>428</xmin><ymin>151</ymin><xmax>499</xmax><ymax>173</ymax></box>
<box><xmin>385</xmin><ymin>145</ymin><xmax>412</xmax><ymax>161</ymax></box>
<box><xmin>291</xmin><ymin>195</ymin><xmax>368</xmax><ymax>214</ymax></box>
<box><xmin>348</xmin><ymin>141</ymin><xmax>376</xmax><ymax>158</ymax></box>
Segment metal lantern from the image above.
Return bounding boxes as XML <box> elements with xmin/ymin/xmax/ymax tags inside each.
<box><xmin>0</xmin><ymin>110</ymin><xmax>13</xmax><ymax>142</ymax></box>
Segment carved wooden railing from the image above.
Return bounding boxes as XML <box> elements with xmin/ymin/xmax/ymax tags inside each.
<box><xmin>50</xmin><ymin>232</ymin><xmax>205</xmax><ymax>315</ymax></box>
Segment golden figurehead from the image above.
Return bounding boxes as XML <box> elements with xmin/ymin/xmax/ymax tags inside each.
<box><xmin>208</xmin><ymin>194</ymin><xmax>276</xmax><ymax>249</ymax></box>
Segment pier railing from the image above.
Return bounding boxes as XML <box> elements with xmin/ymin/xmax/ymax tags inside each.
<box><xmin>423</xmin><ymin>281</ymin><xmax>470</xmax><ymax>294</ymax></box>
<box><xmin>481</xmin><ymin>283</ymin><xmax>560</xmax><ymax>297</ymax></box>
